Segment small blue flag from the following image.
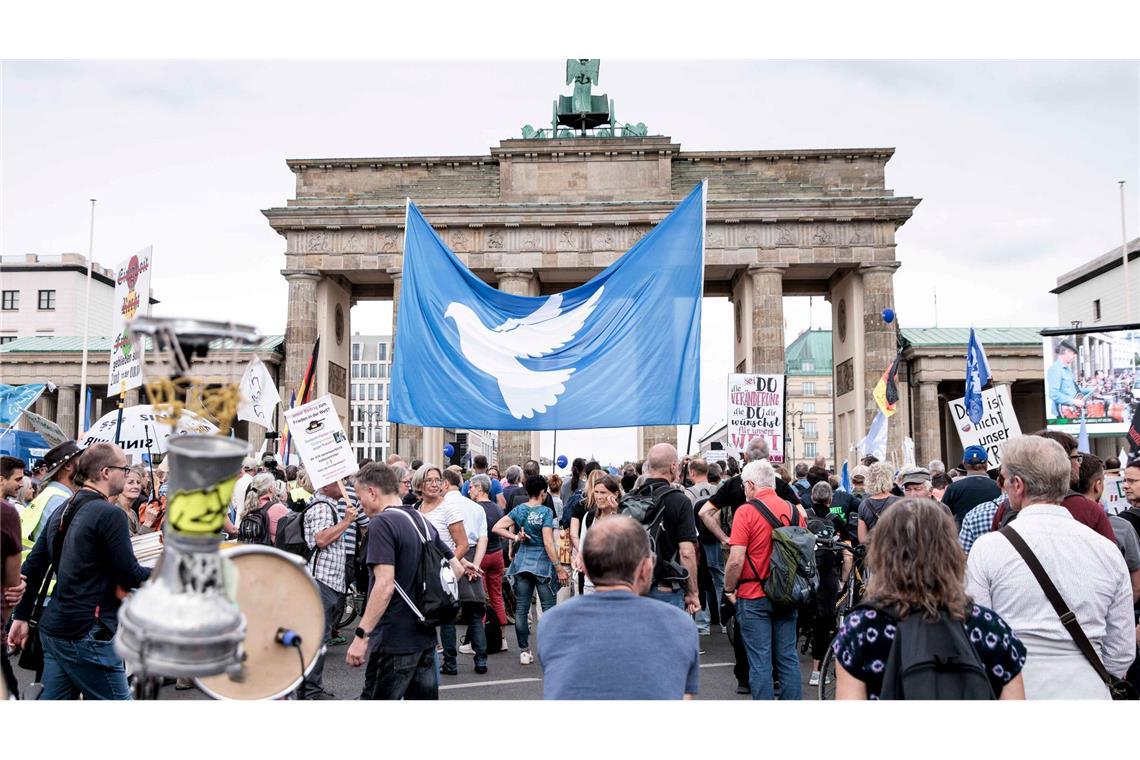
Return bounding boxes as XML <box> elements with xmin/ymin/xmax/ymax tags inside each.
<box><xmin>0</xmin><ymin>383</ymin><xmax>49</xmax><ymax>428</ymax></box>
<box><xmin>965</xmin><ymin>327</ymin><xmax>992</xmax><ymax>425</ymax></box>
<box><xmin>840</xmin><ymin>461</ymin><xmax>851</xmax><ymax>493</ymax></box>
<box><xmin>1077</xmin><ymin>409</ymin><xmax>1090</xmax><ymax>453</ymax></box>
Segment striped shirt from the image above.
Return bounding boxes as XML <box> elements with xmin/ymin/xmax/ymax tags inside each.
<box><xmin>336</xmin><ymin>482</ymin><xmax>369</xmax><ymax>556</ymax></box>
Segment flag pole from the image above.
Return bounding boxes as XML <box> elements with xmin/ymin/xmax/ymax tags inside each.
<box><xmin>78</xmin><ymin>199</ymin><xmax>97</xmax><ymax>433</ymax></box>
<box><xmin>1120</xmin><ymin>181</ymin><xmax>1131</xmax><ymax>323</ymax></box>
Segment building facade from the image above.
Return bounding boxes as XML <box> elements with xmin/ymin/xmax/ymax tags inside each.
<box><xmin>1053</xmin><ymin>236</ymin><xmax>1139</xmax><ymax>326</ymax></box>
<box><xmin>785</xmin><ymin>329</ymin><xmax>834</xmax><ymax>470</ymax></box>
<box><xmin>0</xmin><ymin>254</ymin><xmax>117</xmax><ymax>344</ymax></box>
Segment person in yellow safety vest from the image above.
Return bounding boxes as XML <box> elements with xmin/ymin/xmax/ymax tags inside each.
<box><xmin>289</xmin><ymin>467</ymin><xmax>313</xmax><ymax>508</ymax></box>
<box><xmin>19</xmin><ymin>441</ymin><xmax>82</xmax><ymax>557</ymax></box>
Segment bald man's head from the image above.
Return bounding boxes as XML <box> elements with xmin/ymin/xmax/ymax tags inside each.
<box><xmin>581</xmin><ymin>515</ymin><xmax>652</xmax><ymax>589</ymax></box>
<box><xmin>646</xmin><ymin>443</ymin><xmax>678</xmax><ymax>477</ymax></box>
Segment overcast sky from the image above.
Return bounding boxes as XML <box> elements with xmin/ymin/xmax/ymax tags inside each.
<box><xmin>2</xmin><ymin>60</ymin><xmax>1137</xmax><ymax>465</ymax></box>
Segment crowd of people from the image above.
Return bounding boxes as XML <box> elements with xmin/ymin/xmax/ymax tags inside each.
<box><xmin>2</xmin><ymin>429</ymin><xmax>1139</xmax><ymax>701</ymax></box>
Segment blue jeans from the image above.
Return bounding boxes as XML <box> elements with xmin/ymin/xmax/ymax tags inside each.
<box><xmin>696</xmin><ymin>544</ymin><xmax>725</xmax><ymax>631</ymax></box>
<box><xmin>301</xmin><ymin>579</ymin><xmax>341</xmax><ymax>698</ymax></box>
<box><xmin>39</xmin><ymin>626</ymin><xmax>131</xmax><ymax>700</ymax></box>
<box><xmin>364</xmin><ymin>645</ymin><xmax>439</xmax><ymax>700</ymax></box>
<box><xmin>648</xmin><ymin>587</ymin><xmax>686</xmax><ymax>610</ymax></box>
<box><xmin>736</xmin><ymin>596</ymin><xmax>801</xmax><ymax>701</ymax></box>
<box><xmin>512</xmin><ymin>572</ymin><xmax>556</xmax><ymax>651</ymax></box>
<box><xmin>463</xmin><ymin>604</ymin><xmax>488</xmax><ymax>668</ymax></box>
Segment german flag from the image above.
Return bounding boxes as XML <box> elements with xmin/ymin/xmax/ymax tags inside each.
<box><xmin>872</xmin><ymin>351</ymin><xmax>902</xmax><ymax>418</ymax></box>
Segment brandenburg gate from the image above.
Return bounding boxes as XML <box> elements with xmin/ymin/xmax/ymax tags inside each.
<box><xmin>264</xmin><ymin>62</ymin><xmax>919</xmax><ymax>466</ymax></box>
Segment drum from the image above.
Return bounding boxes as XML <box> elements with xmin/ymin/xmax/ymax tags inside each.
<box><xmin>1109</xmin><ymin>402</ymin><xmax>1127</xmax><ymax>422</ymax></box>
<box><xmin>195</xmin><ymin>545</ymin><xmax>324</xmax><ymax>700</ymax></box>
<box><xmin>1085</xmin><ymin>399</ymin><xmax>1106</xmax><ymax>418</ymax></box>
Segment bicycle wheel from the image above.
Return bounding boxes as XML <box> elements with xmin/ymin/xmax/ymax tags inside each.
<box><xmin>816</xmin><ymin>642</ymin><xmax>838</xmax><ymax>700</ymax></box>
<box><xmin>334</xmin><ymin>590</ymin><xmax>361</xmax><ymax>630</ymax></box>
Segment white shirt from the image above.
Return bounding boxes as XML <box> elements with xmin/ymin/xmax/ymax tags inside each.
<box><xmin>966</xmin><ymin>504</ymin><xmax>1135</xmax><ymax>699</ymax></box>
<box><xmin>419</xmin><ymin>498</ymin><xmax>465</xmax><ymax>553</ymax></box>
<box><xmin>444</xmin><ymin>489</ymin><xmax>487</xmax><ymax>550</ymax></box>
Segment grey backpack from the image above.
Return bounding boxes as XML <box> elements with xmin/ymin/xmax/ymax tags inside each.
<box><xmin>741</xmin><ymin>499</ymin><xmax>819</xmax><ymax>609</ymax></box>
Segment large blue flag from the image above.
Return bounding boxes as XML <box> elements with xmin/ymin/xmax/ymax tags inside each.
<box><xmin>390</xmin><ymin>182</ymin><xmax>705</xmax><ymax>430</ymax></box>
<box><xmin>964</xmin><ymin>327</ymin><xmax>992</xmax><ymax>425</ymax></box>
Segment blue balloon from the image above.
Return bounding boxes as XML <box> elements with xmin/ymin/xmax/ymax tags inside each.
<box><xmin>556</xmin><ymin>455</ymin><xmax>568</xmax><ymax>469</ymax></box>
<box><xmin>881</xmin><ymin>308</ymin><xmax>895</xmax><ymax>324</ymax></box>
<box><xmin>443</xmin><ymin>443</ymin><xmax>455</xmax><ymax>458</ymax></box>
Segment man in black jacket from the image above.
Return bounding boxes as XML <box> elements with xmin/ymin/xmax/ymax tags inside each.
<box><xmin>8</xmin><ymin>443</ymin><xmax>150</xmax><ymax>700</ymax></box>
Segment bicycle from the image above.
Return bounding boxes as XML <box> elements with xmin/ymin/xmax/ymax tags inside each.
<box><xmin>815</xmin><ymin>538</ymin><xmax>867</xmax><ymax>700</ymax></box>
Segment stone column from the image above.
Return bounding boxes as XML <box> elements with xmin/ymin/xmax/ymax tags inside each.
<box><xmin>495</xmin><ymin>268</ymin><xmax>537</xmax><ymax>467</ymax></box>
<box><xmin>637</xmin><ymin>426</ymin><xmax>679</xmax><ymax>461</ymax></box>
<box><xmin>860</xmin><ymin>263</ymin><xmax>903</xmax><ymax>461</ymax></box>
<box><xmin>386</xmin><ymin>266</ymin><xmax>421</xmax><ymax>461</ymax></box>
<box><xmin>57</xmin><ymin>386</ymin><xmax>78</xmax><ymax>440</ymax></box>
<box><xmin>282</xmin><ymin>271</ymin><xmax>321</xmax><ymax>399</ymax></box>
<box><xmin>749</xmin><ymin>264</ymin><xmax>787</xmax><ymax>373</ymax></box>
<box><xmin>916</xmin><ymin>380</ymin><xmax>941</xmax><ymax>465</ymax></box>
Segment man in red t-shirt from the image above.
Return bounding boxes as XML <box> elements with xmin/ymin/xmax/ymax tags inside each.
<box><xmin>723</xmin><ymin>458</ymin><xmax>803</xmax><ymax>700</ymax></box>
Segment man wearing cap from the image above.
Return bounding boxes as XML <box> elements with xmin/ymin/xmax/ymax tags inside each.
<box><xmin>19</xmin><ymin>441</ymin><xmax>82</xmax><ymax>555</ymax></box>
<box><xmin>941</xmin><ymin>445</ymin><xmax>1001</xmax><ymax>526</ymax></box>
<box><xmin>900</xmin><ymin>467</ymin><xmax>956</xmax><ymax>514</ymax></box>
<box><xmin>1047</xmin><ymin>338</ymin><xmax>1091</xmax><ymax>418</ymax></box>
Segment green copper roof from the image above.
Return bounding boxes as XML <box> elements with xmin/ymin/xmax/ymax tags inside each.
<box><xmin>0</xmin><ymin>335</ymin><xmax>285</xmax><ymax>353</ymax></box>
<box><xmin>785</xmin><ymin>329</ymin><xmax>833</xmax><ymax>376</ymax></box>
<box><xmin>900</xmin><ymin>327</ymin><xmax>1044</xmax><ymax>347</ymax></box>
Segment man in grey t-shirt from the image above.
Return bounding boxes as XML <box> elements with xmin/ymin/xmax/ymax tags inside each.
<box><xmin>536</xmin><ymin>516</ymin><xmax>699</xmax><ymax>699</ymax></box>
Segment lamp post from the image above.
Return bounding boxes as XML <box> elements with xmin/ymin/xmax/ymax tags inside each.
<box><xmin>788</xmin><ymin>409</ymin><xmax>805</xmax><ymax>471</ymax></box>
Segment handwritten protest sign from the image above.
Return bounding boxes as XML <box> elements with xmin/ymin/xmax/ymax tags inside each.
<box><xmin>107</xmin><ymin>247</ymin><xmax>153</xmax><ymax>393</ymax></box>
<box><xmin>948</xmin><ymin>384</ymin><xmax>1022</xmax><ymax>467</ymax></box>
<box><xmin>282</xmin><ymin>395</ymin><xmax>357</xmax><ymax>490</ymax></box>
<box><xmin>726</xmin><ymin>374</ymin><xmax>785</xmax><ymax>464</ymax></box>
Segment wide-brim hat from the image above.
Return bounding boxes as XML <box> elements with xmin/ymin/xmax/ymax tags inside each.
<box><xmin>1057</xmin><ymin>338</ymin><xmax>1078</xmax><ymax>354</ymax></box>
<box><xmin>41</xmin><ymin>440</ymin><xmax>83</xmax><ymax>483</ymax></box>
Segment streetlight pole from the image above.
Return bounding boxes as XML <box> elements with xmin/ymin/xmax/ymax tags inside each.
<box><xmin>1120</xmin><ymin>181</ymin><xmax>1131</xmax><ymax>323</ymax></box>
<box><xmin>788</xmin><ymin>409</ymin><xmax>805</xmax><ymax>471</ymax></box>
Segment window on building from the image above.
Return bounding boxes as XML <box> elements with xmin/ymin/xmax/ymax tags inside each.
<box><xmin>352</xmin><ymin>344</ymin><xmax>361</xmax><ymax>361</ymax></box>
<box><xmin>804</xmin><ymin>421</ymin><xmax>818</xmax><ymax>439</ymax></box>
<box><xmin>822</xmin><ymin>383</ymin><xmax>831</xmax><ymax>396</ymax></box>
<box><xmin>379</xmin><ymin>364</ymin><xmax>388</xmax><ymax>378</ymax></box>
<box><xmin>37</xmin><ymin>290</ymin><xmax>56</xmax><ymax>310</ymax></box>
<box><xmin>802</xmin><ymin>361</ymin><xmax>814</xmax><ymax>372</ymax></box>
<box><xmin>803</xmin><ymin>402</ymin><xmax>816</xmax><ymax>414</ymax></box>
<box><xmin>0</xmin><ymin>336</ymin><xmax>16</xmax><ymax>345</ymax></box>
<box><xmin>370</xmin><ymin>363</ymin><xmax>378</xmax><ymax>378</ymax></box>
<box><xmin>804</xmin><ymin>443</ymin><xmax>818</xmax><ymax>458</ymax></box>
<box><xmin>1093</xmin><ymin>299</ymin><xmax>1101</xmax><ymax>321</ymax></box>
<box><xmin>1</xmin><ymin>291</ymin><xmax>17</xmax><ymax>311</ymax></box>
<box><xmin>351</xmin><ymin>364</ymin><xmax>359</xmax><ymax>379</ymax></box>
<box><xmin>378</xmin><ymin>342</ymin><xmax>388</xmax><ymax>361</ymax></box>
<box><xmin>802</xmin><ymin>381</ymin><xmax>816</xmax><ymax>396</ymax></box>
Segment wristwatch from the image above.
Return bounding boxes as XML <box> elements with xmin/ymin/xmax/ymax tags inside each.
<box><xmin>354</xmin><ymin>626</ymin><xmax>369</xmax><ymax>639</ymax></box>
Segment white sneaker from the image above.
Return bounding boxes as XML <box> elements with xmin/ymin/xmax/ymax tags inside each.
<box><xmin>519</xmin><ymin>650</ymin><xmax>534</xmax><ymax>665</ymax></box>
<box><xmin>720</xmin><ymin>624</ymin><xmax>728</xmax><ymax>634</ymax></box>
<box><xmin>500</xmin><ymin>639</ymin><xmax>509</xmax><ymax>651</ymax></box>
<box><xmin>458</xmin><ymin>643</ymin><xmax>475</xmax><ymax>655</ymax></box>
<box><xmin>809</xmin><ymin>671</ymin><xmax>821</xmax><ymax>687</ymax></box>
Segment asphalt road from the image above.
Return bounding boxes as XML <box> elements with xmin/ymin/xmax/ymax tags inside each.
<box><xmin>9</xmin><ymin>616</ymin><xmax>820</xmax><ymax>701</ymax></box>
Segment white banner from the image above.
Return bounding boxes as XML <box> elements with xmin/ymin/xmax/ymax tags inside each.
<box><xmin>948</xmin><ymin>385</ymin><xmax>1023</xmax><ymax>467</ymax></box>
<box><xmin>22</xmin><ymin>410</ymin><xmax>68</xmax><ymax>447</ymax></box>
<box><xmin>726</xmin><ymin>374</ymin><xmax>785</xmax><ymax>464</ymax></box>
<box><xmin>283</xmin><ymin>395</ymin><xmax>357</xmax><ymax>490</ymax></box>
<box><xmin>237</xmin><ymin>357</ymin><xmax>281</xmax><ymax>431</ymax></box>
<box><xmin>107</xmin><ymin>246</ymin><xmax>153</xmax><ymax>393</ymax></box>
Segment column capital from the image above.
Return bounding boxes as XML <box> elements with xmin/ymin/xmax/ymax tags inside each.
<box><xmin>493</xmin><ymin>267</ymin><xmax>535</xmax><ymax>280</ymax></box>
<box><xmin>859</xmin><ymin>262</ymin><xmax>901</xmax><ymax>275</ymax></box>
<box><xmin>281</xmin><ymin>269</ymin><xmax>322</xmax><ymax>282</ymax></box>
<box><xmin>747</xmin><ymin>262</ymin><xmax>788</xmax><ymax>276</ymax></box>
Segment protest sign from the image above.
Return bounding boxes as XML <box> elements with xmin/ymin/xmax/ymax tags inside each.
<box><xmin>107</xmin><ymin>247</ymin><xmax>154</xmax><ymax>393</ymax></box>
<box><xmin>948</xmin><ymin>384</ymin><xmax>1022</xmax><ymax>466</ymax></box>
<box><xmin>23</xmin><ymin>409</ymin><xmax>68</xmax><ymax>447</ymax></box>
<box><xmin>282</xmin><ymin>395</ymin><xmax>356</xmax><ymax>490</ymax></box>
<box><xmin>726</xmin><ymin>374</ymin><xmax>785</xmax><ymax>464</ymax></box>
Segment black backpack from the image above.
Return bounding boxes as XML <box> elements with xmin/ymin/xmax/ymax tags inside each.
<box><xmin>560</xmin><ymin>489</ymin><xmax>584</xmax><ymax>530</ymax></box>
<box><xmin>238</xmin><ymin>507</ymin><xmax>272</xmax><ymax>546</ymax></box>
<box><xmin>274</xmin><ymin>499</ymin><xmax>334</xmax><ymax>560</ymax></box>
<box><xmin>388</xmin><ymin>508</ymin><xmax>460</xmax><ymax>630</ymax></box>
<box><xmin>620</xmin><ymin>482</ymin><xmax>689</xmax><ymax>585</ymax></box>
<box><xmin>877</xmin><ymin>607</ymin><xmax>996</xmax><ymax>700</ymax></box>
<box><xmin>1118</xmin><ymin>508</ymin><xmax>1140</xmax><ymax>544</ymax></box>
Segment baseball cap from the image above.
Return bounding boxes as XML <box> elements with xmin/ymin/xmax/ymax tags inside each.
<box><xmin>241</xmin><ymin>456</ymin><xmax>258</xmax><ymax>471</ymax></box>
<box><xmin>962</xmin><ymin>445</ymin><xmax>989</xmax><ymax>466</ymax></box>
<box><xmin>900</xmin><ymin>467</ymin><xmax>931</xmax><ymax>486</ymax></box>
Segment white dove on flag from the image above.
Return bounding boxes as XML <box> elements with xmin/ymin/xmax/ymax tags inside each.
<box><xmin>444</xmin><ymin>288</ymin><xmax>603</xmax><ymax>419</ymax></box>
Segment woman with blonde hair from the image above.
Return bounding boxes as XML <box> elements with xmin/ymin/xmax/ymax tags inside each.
<box><xmin>575</xmin><ymin>474</ymin><xmax>622</xmax><ymax>594</ymax></box>
<box><xmin>833</xmin><ymin>498</ymin><xmax>1027</xmax><ymax>700</ymax></box>
<box><xmin>856</xmin><ymin>461</ymin><xmax>900</xmax><ymax>544</ymax></box>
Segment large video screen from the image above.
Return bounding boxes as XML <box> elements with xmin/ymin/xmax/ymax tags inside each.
<box><xmin>1043</xmin><ymin>328</ymin><xmax>1140</xmax><ymax>436</ymax></box>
